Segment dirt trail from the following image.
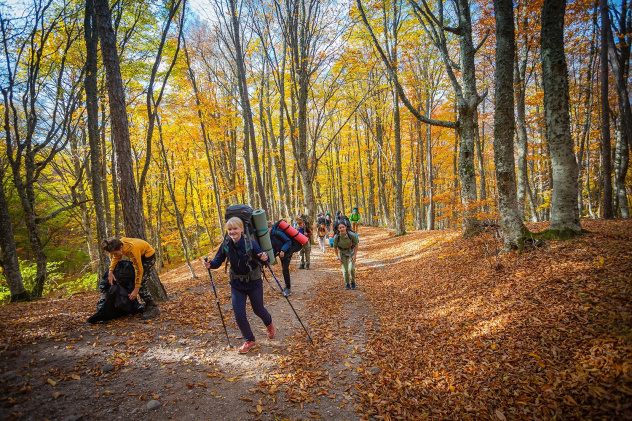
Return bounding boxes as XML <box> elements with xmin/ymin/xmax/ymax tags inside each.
<box><xmin>0</xmin><ymin>231</ymin><xmax>381</xmax><ymax>421</ymax></box>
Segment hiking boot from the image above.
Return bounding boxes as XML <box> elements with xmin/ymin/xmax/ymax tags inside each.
<box><xmin>282</xmin><ymin>287</ymin><xmax>291</xmax><ymax>297</ymax></box>
<box><xmin>87</xmin><ymin>314</ymin><xmax>104</xmax><ymax>324</ymax></box>
<box><xmin>345</xmin><ymin>284</ymin><xmax>351</xmax><ymax>290</ymax></box>
<box><xmin>299</xmin><ymin>264</ymin><xmax>305</xmax><ymax>269</ymax></box>
<box><xmin>351</xmin><ymin>282</ymin><xmax>356</xmax><ymax>289</ymax></box>
<box><xmin>238</xmin><ymin>340</ymin><xmax>256</xmax><ymax>354</ymax></box>
<box><xmin>141</xmin><ymin>304</ymin><xmax>161</xmax><ymax>320</ymax></box>
<box><xmin>266</xmin><ymin>323</ymin><xmax>276</xmax><ymax>339</ymax></box>
<box><xmin>305</xmin><ymin>264</ymin><xmax>310</xmax><ymax>270</ymax></box>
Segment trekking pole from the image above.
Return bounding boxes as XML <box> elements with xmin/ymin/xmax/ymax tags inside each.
<box><xmin>264</xmin><ymin>264</ymin><xmax>313</xmax><ymax>344</ymax></box>
<box><xmin>204</xmin><ymin>257</ymin><xmax>231</xmax><ymax>347</ymax></box>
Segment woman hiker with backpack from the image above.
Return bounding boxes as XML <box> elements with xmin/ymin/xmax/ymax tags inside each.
<box><xmin>295</xmin><ymin>216</ymin><xmax>312</xmax><ymax>269</ymax></box>
<box><xmin>333</xmin><ymin>221</ymin><xmax>359</xmax><ymax>290</ymax></box>
<box><xmin>269</xmin><ymin>221</ymin><xmax>294</xmax><ymax>297</ymax></box>
<box><xmin>203</xmin><ymin>217</ymin><xmax>275</xmax><ymax>353</ymax></box>
<box><xmin>101</xmin><ymin>237</ymin><xmax>161</xmax><ymax>320</ymax></box>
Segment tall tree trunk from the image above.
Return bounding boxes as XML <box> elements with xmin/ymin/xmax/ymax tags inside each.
<box><xmin>425</xmin><ymin>97</ymin><xmax>435</xmax><ymax>230</ymax></box>
<box><xmin>100</xmin><ymin>101</ymin><xmax>112</xmax><ymax>236</ymax></box>
<box><xmin>0</xmin><ymin>163</ymin><xmax>28</xmax><ymax>302</ymax></box>
<box><xmin>355</xmin><ymin>115</ymin><xmax>367</xmax><ymax>219</ymax></box>
<box><xmin>614</xmin><ymin>120</ymin><xmax>630</xmax><ymax>217</ymax></box>
<box><xmin>600</xmin><ymin>0</ymin><xmax>614</xmax><ymax>218</ymax></box>
<box><xmin>493</xmin><ymin>0</ymin><xmax>531</xmax><ymax>251</ymax></box>
<box><xmin>366</xmin><ymin>128</ymin><xmax>376</xmax><ymax>226</ymax></box>
<box><xmin>227</xmin><ymin>0</ymin><xmax>268</xmax><ymax>213</ymax></box>
<box><xmin>541</xmin><ymin>0</ymin><xmax>582</xmax><ymax>236</ymax></box>
<box><xmin>95</xmin><ymin>0</ymin><xmax>168</xmax><ymax>300</ymax></box>
<box><xmin>85</xmin><ymin>0</ymin><xmax>110</xmax><ymax>276</ymax></box>
<box><xmin>376</xmin><ymin>116</ymin><xmax>390</xmax><ymax>227</ymax></box>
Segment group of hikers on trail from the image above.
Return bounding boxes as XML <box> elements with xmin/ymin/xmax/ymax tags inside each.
<box><xmin>88</xmin><ymin>205</ymin><xmax>362</xmax><ymax>354</ymax></box>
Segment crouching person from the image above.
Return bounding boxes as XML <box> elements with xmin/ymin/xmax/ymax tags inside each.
<box><xmin>204</xmin><ymin>217</ymin><xmax>275</xmax><ymax>353</ymax></box>
<box><xmin>101</xmin><ymin>237</ymin><xmax>161</xmax><ymax>320</ymax></box>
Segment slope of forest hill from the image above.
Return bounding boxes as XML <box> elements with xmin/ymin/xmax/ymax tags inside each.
<box><xmin>349</xmin><ymin>219</ymin><xmax>632</xmax><ymax>420</ymax></box>
<box><xmin>0</xmin><ymin>219</ymin><xmax>630</xmax><ymax>420</ymax></box>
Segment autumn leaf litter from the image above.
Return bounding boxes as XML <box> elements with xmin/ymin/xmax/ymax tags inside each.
<box><xmin>0</xmin><ymin>220</ymin><xmax>631</xmax><ymax>420</ymax></box>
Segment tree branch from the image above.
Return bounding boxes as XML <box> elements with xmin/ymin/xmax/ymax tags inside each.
<box><xmin>356</xmin><ymin>0</ymin><xmax>456</xmax><ymax>129</ymax></box>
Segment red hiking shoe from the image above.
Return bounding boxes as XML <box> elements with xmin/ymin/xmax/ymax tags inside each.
<box><xmin>238</xmin><ymin>340</ymin><xmax>256</xmax><ymax>354</ymax></box>
<box><xmin>266</xmin><ymin>323</ymin><xmax>275</xmax><ymax>339</ymax></box>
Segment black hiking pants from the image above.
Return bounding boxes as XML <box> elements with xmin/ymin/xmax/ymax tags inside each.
<box><xmin>281</xmin><ymin>253</ymin><xmax>292</xmax><ymax>289</ymax></box>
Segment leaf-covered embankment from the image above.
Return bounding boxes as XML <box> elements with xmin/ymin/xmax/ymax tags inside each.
<box><xmin>350</xmin><ymin>220</ymin><xmax>632</xmax><ymax>420</ymax></box>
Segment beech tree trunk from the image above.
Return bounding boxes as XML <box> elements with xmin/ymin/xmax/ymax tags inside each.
<box><xmin>95</xmin><ymin>0</ymin><xmax>168</xmax><ymax>301</ymax></box>
<box><xmin>541</xmin><ymin>0</ymin><xmax>582</xmax><ymax>236</ymax></box>
<box><xmin>493</xmin><ymin>0</ymin><xmax>531</xmax><ymax>251</ymax></box>
<box><xmin>600</xmin><ymin>0</ymin><xmax>614</xmax><ymax>218</ymax></box>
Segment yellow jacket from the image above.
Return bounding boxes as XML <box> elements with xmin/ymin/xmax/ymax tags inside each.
<box><xmin>109</xmin><ymin>238</ymin><xmax>155</xmax><ymax>288</ymax></box>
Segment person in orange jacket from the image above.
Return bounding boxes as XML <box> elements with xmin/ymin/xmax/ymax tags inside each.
<box><xmin>101</xmin><ymin>237</ymin><xmax>161</xmax><ymax>320</ymax></box>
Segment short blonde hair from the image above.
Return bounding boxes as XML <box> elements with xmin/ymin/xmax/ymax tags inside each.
<box><xmin>226</xmin><ymin>217</ymin><xmax>244</xmax><ymax>230</ymax></box>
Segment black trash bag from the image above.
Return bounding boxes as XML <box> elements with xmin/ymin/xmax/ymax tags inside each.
<box><xmin>87</xmin><ymin>260</ymin><xmax>143</xmax><ymax>324</ymax></box>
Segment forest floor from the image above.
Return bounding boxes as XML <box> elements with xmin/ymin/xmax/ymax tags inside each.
<box><xmin>1</xmin><ymin>219</ymin><xmax>631</xmax><ymax>421</ymax></box>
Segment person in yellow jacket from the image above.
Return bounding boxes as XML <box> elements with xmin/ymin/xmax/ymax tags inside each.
<box><xmin>101</xmin><ymin>237</ymin><xmax>161</xmax><ymax>320</ymax></box>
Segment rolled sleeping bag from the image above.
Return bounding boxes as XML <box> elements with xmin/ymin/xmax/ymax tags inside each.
<box><xmin>252</xmin><ymin>209</ymin><xmax>275</xmax><ymax>265</ymax></box>
<box><xmin>277</xmin><ymin>220</ymin><xmax>309</xmax><ymax>245</ymax></box>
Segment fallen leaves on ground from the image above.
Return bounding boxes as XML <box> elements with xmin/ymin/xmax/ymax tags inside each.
<box><xmin>0</xmin><ymin>220</ymin><xmax>630</xmax><ymax>420</ymax></box>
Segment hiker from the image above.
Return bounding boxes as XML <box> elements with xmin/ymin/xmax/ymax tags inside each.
<box><xmin>333</xmin><ymin>212</ymin><xmax>351</xmax><ymax>236</ymax></box>
<box><xmin>101</xmin><ymin>237</ymin><xmax>161</xmax><ymax>320</ymax></box>
<box><xmin>269</xmin><ymin>221</ymin><xmax>294</xmax><ymax>297</ymax></box>
<box><xmin>350</xmin><ymin>207</ymin><xmax>361</xmax><ymax>232</ymax></box>
<box><xmin>295</xmin><ymin>216</ymin><xmax>312</xmax><ymax>269</ymax></box>
<box><xmin>324</xmin><ymin>212</ymin><xmax>332</xmax><ymax>232</ymax></box>
<box><xmin>204</xmin><ymin>216</ymin><xmax>274</xmax><ymax>354</ymax></box>
<box><xmin>317</xmin><ymin>222</ymin><xmax>328</xmax><ymax>253</ymax></box>
<box><xmin>333</xmin><ymin>221</ymin><xmax>359</xmax><ymax>290</ymax></box>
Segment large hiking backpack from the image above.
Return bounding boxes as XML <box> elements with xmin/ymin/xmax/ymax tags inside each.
<box><xmin>333</xmin><ymin>215</ymin><xmax>352</xmax><ymax>236</ymax></box>
<box><xmin>272</xmin><ymin>220</ymin><xmax>304</xmax><ymax>254</ymax></box>
<box><xmin>223</xmin><ymin>204</ymin><xmax>258</xmax><ymax>259</ymax></box>
<box><xmin>317</xmin><ymin>216</ymin><xmax>326</xmax><ymax>225</ymax></box>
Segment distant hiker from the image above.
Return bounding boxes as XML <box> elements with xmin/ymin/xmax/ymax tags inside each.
<box><xmin>295</xmin><ymin>216</ymin><xmax>312</xmax><ymax>270</ymax></box>
<box><xmin>101</xmin><ymin>237</ymin><xmax>161</xmax><ymax>320</ymax></box>
<box><xmin>317</xmin><ymin>222</ymin><xmax>328</xmax><ymax>253</ymax></box>
<box><xmin>204</xmin><ymin>217</ymin><xmax>274</xmax><ymax>354</ymax></box>
<box><xmin>269</xmin><ymin>221</ymin><xmax>294</xmax><ymax>297</ymax></box>
<box><xmin>325</xmin><ymin>212</ymin><xmax>332</xmax><ymax>232</ymax></box>
<box><xmin>333</xmin><ymin>221</ymin><xmax>359</xmax><ymax>290</ymax></box>
<box><xmin>350</xmin><ymin>207</ymin><xmax>361</xmax><ymax>232</ymax></box>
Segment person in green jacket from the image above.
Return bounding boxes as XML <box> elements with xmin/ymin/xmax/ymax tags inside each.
<box><xmin>350</xmin><ymin>206</ymin><xmax>361</xmax><ymax>233</ymax></box>
<box><xmin>333</xmin><ymin>221</ymin><xmax>359</xmax><ymax>290</ymax></box>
